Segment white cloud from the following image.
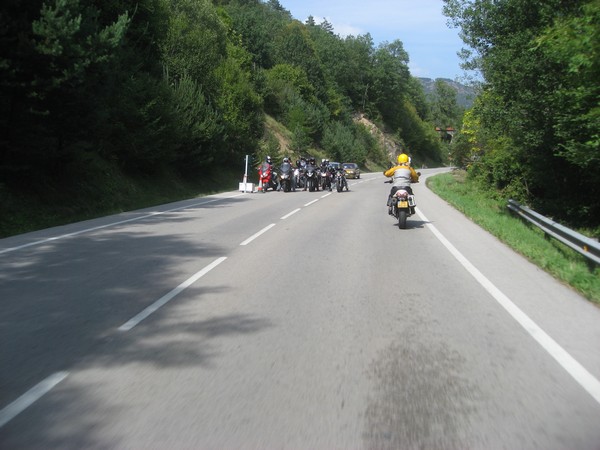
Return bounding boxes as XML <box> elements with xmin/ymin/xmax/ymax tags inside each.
<box><xmin>310</xmin><ymin>16</ymin><xmax>364</xmax><ymax>38</ymax></box>
<box><xmin>283</xmin><ymin>0</ymin><xmax>467</xmax><ymax>79</ymax></box>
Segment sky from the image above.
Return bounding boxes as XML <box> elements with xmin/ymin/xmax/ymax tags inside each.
<box><xmin>280</xmin><ymin>0</ymin><xmax>468</xmax><ymax>81</ymax></box>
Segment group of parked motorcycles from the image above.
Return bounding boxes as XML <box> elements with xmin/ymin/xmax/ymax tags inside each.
<box><xmin>259</xmin><ymin>157</ymin><xmax>420</xmax><ymax>230</ymax></box>
<box><xmin>258</xmin><ymin>162</ymin><xmax>349</xmax><ymax>193</ymax></box>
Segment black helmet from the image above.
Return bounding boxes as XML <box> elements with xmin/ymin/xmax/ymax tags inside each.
<box><xmin>266</xmin><ymin>156</ymin><xmax>272</xmax><ymax>164</ymax></box>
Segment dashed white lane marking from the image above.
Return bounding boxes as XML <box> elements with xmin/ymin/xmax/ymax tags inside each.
<box><xmin>304</xmin><ymin>199</ymin><xmax>319</xmax><ymax>207</ymax></box>
<box><xmin>118</xmin><ymin>257</ymin><xmax>228</xmax><ymax>331</ymax></box>
<box><xmin>281</xmin><ymin>209</ymin><xmax>301</xmax><ymax>220</ymax></box>
<box><xmin>0</xmin><ymin>372</ymin><xmax>69</xmax><ymax>429</ymax></box>
<box><xmin>417</xmin><ymin>208</ymin><xmax>600</xmax><ymax>405</ymax></box>
<box><xmin>240</xmin><ymin>224</ymin><xmax>277</xmax><ymax>246</ymax></box>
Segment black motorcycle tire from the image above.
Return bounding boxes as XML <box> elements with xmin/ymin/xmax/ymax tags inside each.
<box><xmin>398</xmin><ymin>210</ymin><xmax>408</xmax><ymax>229</ymax></box>
<box><xmin>308</xmin><ymin>179</ymin><xmax>315</xmax><ymax>192</ymax></box>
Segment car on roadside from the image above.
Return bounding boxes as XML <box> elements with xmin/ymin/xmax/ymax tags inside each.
<box><xmin>342</xmin><ymin>162</ymin><xmax>360</xmax><ymax>179</ymax></box>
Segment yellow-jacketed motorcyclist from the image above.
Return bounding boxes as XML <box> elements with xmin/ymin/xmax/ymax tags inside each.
<box><xmin>384</xmin><ymin>153</ymin><xmax>419</xmax><ymax>213</ymax></box>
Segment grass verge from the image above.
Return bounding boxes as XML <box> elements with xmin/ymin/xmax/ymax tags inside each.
<box><xmin>427</xmin><ymin>170</ymin><xmax>600</xmax><ymax>304</ymax></box>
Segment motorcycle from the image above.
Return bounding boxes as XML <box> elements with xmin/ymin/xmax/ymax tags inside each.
<box><xmin>294</xmin><ymin>168</ymin><xmax>304</xmax><ymax>190</ymax></box>
<box><xmin>321</xmin><ymin>168</ymin><xmax>333</xmax><ymax>191</ymax></box>
<box><xmin>258</xmin><ymin>163</ymin><xmax>276</xmax><ymax>192</ymax></box>
<box><xmin>305</xmin><ymin>164</ymin><xmax>319</xmax><ymax>192</ymax></box>
<box><xmin>278</xmin><ymin>164</ymin><xmax>294</xmax><ymax>192</ymax></box>
<box><xmin>390</xmin><ymin>187</ymin><xmax>417</xmax><ymax>229</ymax></box>
<box><xmin>335</xmin><ymin>169</ymin><xmax>348</xmax><ymax>192</ymax></box>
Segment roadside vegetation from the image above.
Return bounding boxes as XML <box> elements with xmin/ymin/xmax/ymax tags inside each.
<box><xmin>1</xmin><ymin>0</ymin><xmax>464</xmax><ymax>238</ymax></box>
<box><xmin>428</xmin><ymin>170</ymin><xmax>600</xmax><ymax>304</ymax></box>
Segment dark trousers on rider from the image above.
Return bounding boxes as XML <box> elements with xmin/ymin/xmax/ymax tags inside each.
<box><xmin>387</xmin><ymin>185</ymin><xmax>415</xmax><ymax>215</ymax></box>
<box><xmin>387</xmin><ymin>185</ymin><xmax>413</xmax><ymax>205</ymax></box>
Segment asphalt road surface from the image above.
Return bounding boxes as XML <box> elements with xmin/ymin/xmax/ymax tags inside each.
<box><xmin>1</xmin><ymin>168</ymin><xmax>599</xmax><ymax>449</ymax></box>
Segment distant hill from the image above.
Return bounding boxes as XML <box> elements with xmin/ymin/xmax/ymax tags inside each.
<box><xmin>418</xmin><ymin>77</ymin><xmax>477</xmax><ymax>109</ymax></box>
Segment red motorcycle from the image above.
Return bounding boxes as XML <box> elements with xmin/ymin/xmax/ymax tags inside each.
<box><xmin>258</xmin><ymin>162</ymin><xmax>275</xmax><ymax>192</ymax></box>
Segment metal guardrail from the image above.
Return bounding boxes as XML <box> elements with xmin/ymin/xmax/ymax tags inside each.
<box><xmin>507</xmin><ymin>199</ymin><xmax>600</xmax><ymax>265</ymax></box>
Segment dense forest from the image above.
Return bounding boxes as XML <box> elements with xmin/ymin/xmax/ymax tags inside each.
<box><xmin>0</xmin><ymin>0</ymin><xmax>462</xmax><ymax>235</ymax></box>
<box><xmin>444</xmin><ymin>0</ymin><xmax>599</xmax><ymax>228</ymax></box>
<box><xmin>1</xmin><ymin>0</ymin><xmax>597</xmax><ymax>234</ymax></box>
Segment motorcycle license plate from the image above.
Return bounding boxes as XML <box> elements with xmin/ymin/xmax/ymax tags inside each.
<box><xmin>398</xmin><ymin>201</ymin><xmax>409</xmax><ymax>208</ymax></box>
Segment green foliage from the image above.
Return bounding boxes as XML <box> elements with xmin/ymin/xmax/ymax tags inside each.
<box><xmin>370</xmin><ymin>40</ymin><xmax>411</xmax><ymax>125</ymax></box>
<box><xmin>396</xmin><ymin>100</ymin><xmax>444</xmax><ymax>164</ymax></box>
<box><xmin>171</xmin><ymin>74</ymin><xmax>223</xmax><ymax>168</ymax></box>
<box><xmin>429</xmin><ymin>79</ymin><xmax>463</xmax><ymax>129</ymax></box>
<box><xmin>1</xmin><ymin>0</ymin><xmax>471</xmax><ymax>236</ymax></box>
<box><xmin>158</xmin><ymin>0</ymin><xmax>226</xmax><ymax>93</ymax></box>
<box><xmin>428</xmin><ymin>171</ymin><xmax>600</xmax><ymax>303</ymax></box>
<box><xmin>444</xmin><ymin>0</ymin><xmax>600</xmax><ymax>227</ymax></box>
<box><xmin>321</xmin><ymin>121</ymin><xmax>370</xmax><ymax>163</ymax></box>
<box><xmin>273</xmin><ymin>21</ymin><xmax>326</xmax><ymax>101</ymax></box>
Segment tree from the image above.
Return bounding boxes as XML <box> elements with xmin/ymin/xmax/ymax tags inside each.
<box><xmin>273</xmin><ymin>21</ymin><xmax>326</xmax><ymax>100</ymax></box>
<box><xmin>371</xmin><ymin>40</ymin><xmax>411</xmax><ymax>126</ymax></box>
<box><xmin>429</xmin><ymin>79</ymin><xmax>462</xmax><ymax>130</ymax></box>
<box><xmin>444</xmin><ymin>0</ymin><xmax>599</xmax><ymax>225</ymax></box>
<box><xmin>0</xmin><ymin>0</ymin><xmax>129</xmax><ymax>181</ymax></box>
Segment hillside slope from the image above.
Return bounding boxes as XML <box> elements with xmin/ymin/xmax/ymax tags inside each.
<box><xmin>419</xmin><ymin>77</ymin><xmax>477</xmax><ymax>108</ymax></box>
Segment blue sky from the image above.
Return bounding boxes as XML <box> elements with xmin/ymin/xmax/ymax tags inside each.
<box><xmin>280</xmin><ymin>0</ymin><xmax>467</xmax><ymax>81</ymax></box>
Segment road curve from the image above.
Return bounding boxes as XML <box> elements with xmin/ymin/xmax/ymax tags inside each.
<box><xmin>1</xmin><ymin>168</ymin><xmax>599</xmax><ymax>449</ymax></box>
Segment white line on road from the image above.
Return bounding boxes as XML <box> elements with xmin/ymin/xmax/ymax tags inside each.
<box><xmin>417</xmin><ymin>209</ymin><xmax>600</xmax><ymax>406</ymax></box>
<box><xmin>281</xmin><ymin>209</ymin><xmax>301</xmax><ymax>220</ymax></box>
<box><xmin>0</xmin><ymin>372</ymin><xmax>69</xmax><ymax>429</ymax></box>
<box><xmin>118</xmin><ymin>257</ymin><xmax>228</xmax><ymax>331</ymax></box>
<box><xmin>240</xmin><ymin>224</ymin><xmax>276</xmax><ymax>246</ymax></box>
<box><xmin>0</xmin><ymin>197</ymin><xmax>242</xmax><ymax>255</ymax></box>
<box><xmin>304</xmin><ymin>199</ymin><xmax>319</xmax><ymax>207</ymax></box>
<box><xmin>321</xmin><ymin>193</ymin><xmax>332</xmax><ymax>198</ymax></box>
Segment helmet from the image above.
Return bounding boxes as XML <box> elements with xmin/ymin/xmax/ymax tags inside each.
<box><xmin>266</xmin><ymin>156</ymin><xmax>272</xmax><ymax>164</ymax></box>
<box><xmin>283</xmin><ymin>157</ymin><xmax>289</xmax><ymax>163</ymax></box>
<box><xmin>397</xmin><ymin>154</ymin><xmax>409</xmax><ymax>164</ymax></box>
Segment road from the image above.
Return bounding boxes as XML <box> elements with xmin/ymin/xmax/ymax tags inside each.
<box><xmin>1</xmin><ymin>168</ymin><xmax>599</xmax><ymax>449</ymax></box>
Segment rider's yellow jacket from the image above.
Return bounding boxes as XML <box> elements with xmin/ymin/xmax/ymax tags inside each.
<box><xmin>383</xmin><ymin>163</ymin><xmax>419</xmax><ymax>183</ymax></box>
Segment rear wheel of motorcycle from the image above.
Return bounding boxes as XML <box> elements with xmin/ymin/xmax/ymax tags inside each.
<box><xmin>398</xmin><ymin>210</ymin><xmax>407</xmax><ymax>229</ymax></box>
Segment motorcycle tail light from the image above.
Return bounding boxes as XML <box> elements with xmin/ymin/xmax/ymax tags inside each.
<box><xmin>395</xmin><ymin>190</ymin><xmax>409</xmax><ymax>198</ymax></box>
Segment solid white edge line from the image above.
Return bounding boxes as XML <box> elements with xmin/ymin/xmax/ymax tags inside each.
<box><xmin>0</xmin><ymin>197</ymin><xmax>233</xmax><ymax>255</ymax></box>
<box><xmin>0</xmin><ymin>371</ymin><xmax>69</xmax><ymax>429</ymax></box>
<box><xmin>118</xmin><ymin>257</ymin><xmax>228</xmax><ymax>331</ymax></box>
<box><xmin>239</xmin><ymin>224</ymin><xmax>276</xmax><ymax>246</ymax></box>
<box><xmin>416</xmin><ymin>208</ymin><xmax>600</xmax><ymax>405</ymax></box>
<box><xmin>304</xmin><ymin>199</ymin><xmax>319</xmax><ymax>207</ymax></box>
<box><xmin>281</xmin><ymin>209</ymin><xmax>301</xmax><ymax>220</ymax></box>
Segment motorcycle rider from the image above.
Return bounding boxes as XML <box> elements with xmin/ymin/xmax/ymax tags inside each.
<box><xmin>383</xmin><ymin>153</ymin><xmax>419</xmax><ymax>214</ymax></box>
<box><xmin>320</xmin><ymin>159</ymin><xmax>332</xmax><ymax>191</ymax></box>
<box><xmin>334</xmin><ymin>163</ymin><xmax>348</xmax><ymax>191</ymax></box>
<box><xmin>296</xmin><ymin>157</ymin><xmax>307</xmax><ymax>190</ymax></box>
<box><xmin>304</xmin><ymin>157</ymin><xmax>318</xmax><ymax>191</ymax></box>
<box><xmin>259</xmin><ymin>156</ymin><xmax>274</xmax><ymax>191</ymax></box>
<box><xmin>278</xmin><ymin>157</ymin><xmax>295</xmax><ymax>191</ymax></box>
